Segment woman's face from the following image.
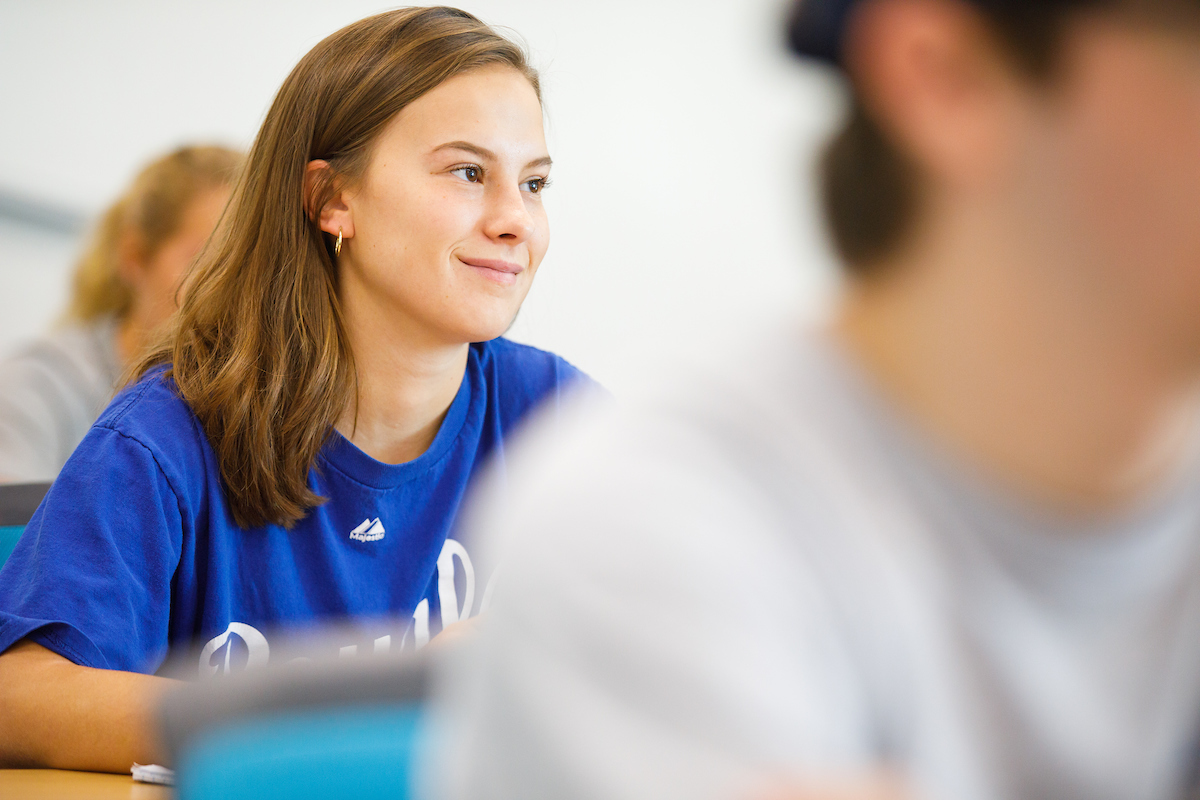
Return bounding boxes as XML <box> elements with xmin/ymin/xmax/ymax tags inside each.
<box><xmin>127</xmin><ymin>185</ymin><xmax>228</xmax><ymax>331</ymax></box>
<box><xmin>334</xmin><ymin>65</ymin><xmax>551</xmax><ymax>346</ymax></box>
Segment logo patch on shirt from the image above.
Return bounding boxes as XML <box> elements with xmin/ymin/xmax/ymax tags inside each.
<box><xmin>350</xmin><ymin>517</ymin><xmax>385</xmax><ymax>542</ymax></box>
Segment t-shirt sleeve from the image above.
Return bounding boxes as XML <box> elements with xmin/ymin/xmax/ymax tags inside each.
<box><xmin>0</xmin><ymin>424</ymin><xmax>184</xmax><ymax>673</ymax></box>
<box><xmin>0</xmin><ymin>349</ymin><xmax>84</xmax><ymax>481</ymax></box>
<box><xmin>433</xmin><ymin>408</ymin><xmax>874</xmax><ymax>800</ymax></box>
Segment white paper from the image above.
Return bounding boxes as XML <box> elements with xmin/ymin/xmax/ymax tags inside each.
<box><xmin>131</xmin><ymin>763</ymin><xmax>176</xmax><ymax>786</ymax></box>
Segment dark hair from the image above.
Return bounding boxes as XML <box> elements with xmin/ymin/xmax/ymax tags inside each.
<box><xmin>822</xmin><ymin>1</ymin><xmax>1106</xmax><ymax>271</ymax></box>
<box><xmin>136</xmin><ymin>7</ymin><xmax>540</xmax><ymax>529</ymax></box>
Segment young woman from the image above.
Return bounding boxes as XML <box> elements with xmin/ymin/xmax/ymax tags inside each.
<box><xmin>0</xmin><ymin>145</ymin><xmax>240</xmax><ymax>482</ymax></box>
<box><xmin>0</xmin><ymin>7</ymin><xmax>587</xmax><ymax>772</ymax></box>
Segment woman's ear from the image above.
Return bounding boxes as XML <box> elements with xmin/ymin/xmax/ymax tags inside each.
<box><xmin>305</xmin><ymin>160</ymin><xmax>355</xmax><ymax>239</ymax></box>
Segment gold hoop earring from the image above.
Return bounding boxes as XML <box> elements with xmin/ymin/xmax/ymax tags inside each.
<box><xmin>334</xmin><ymin>227</ymin><xmax>343</xmax><ymax>257</ymax></box>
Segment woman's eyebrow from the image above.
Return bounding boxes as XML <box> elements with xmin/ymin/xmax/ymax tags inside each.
<box><xmin>432</xmin><ymin>141</ymin><xmax>552</xmax><ymax>170</ymax></box>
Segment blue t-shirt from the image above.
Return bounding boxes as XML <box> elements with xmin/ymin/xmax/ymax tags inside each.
<box><xmin>0</xmin><ymin>338</ymin><xmax>588</xmax><ymax>677</ymax></box>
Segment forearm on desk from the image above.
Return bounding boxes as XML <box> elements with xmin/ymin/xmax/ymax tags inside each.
<box><xmin>0</xmin><ymin>639</ymin><xmax>177</xmax><ymax>772</ymax></box>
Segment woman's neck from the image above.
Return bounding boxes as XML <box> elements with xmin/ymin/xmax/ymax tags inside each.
<box><xmin>335</xmin><ymin>311</ymin><xmax>469</xmax><ymax>466</ymax></box>
<box><xmin>115</xmin><ymin>315</ymin><xmax>150</xmax><ymax>368</ymax></box>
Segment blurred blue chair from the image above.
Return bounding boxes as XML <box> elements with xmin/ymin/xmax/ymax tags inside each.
<box><xmin>162</xmin><ymin>649</ymin><xmax>432</xmax><ymax>800</ymax></box>
<box><xmin>0</xmin><ymin>482</ymin><xmax>51</xmax><ymax>570</ymax></box>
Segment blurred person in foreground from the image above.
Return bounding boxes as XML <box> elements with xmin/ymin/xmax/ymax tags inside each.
<box><xmin>0</xmin><ymin>145</ymin><xmax>240</xmax><ymax>482</ymax></box>
<box><xmin>434</xmin><ymin>1</ymin><xmax>1200</xmax><ymax>798</ymax></box>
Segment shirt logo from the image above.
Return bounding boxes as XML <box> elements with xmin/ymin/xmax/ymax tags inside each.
<box><xmin>350</xmin><ymin>517</ymin><xmax>385</xmax><ymax>542</ymax></box>
<box><xmin>199</xmin><ymin>622</ymin><xmax>270</xmax><ymax>676</ymax></box>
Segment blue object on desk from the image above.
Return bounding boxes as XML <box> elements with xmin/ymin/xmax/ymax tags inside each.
<box><xmin>163</xmin><ymin>645</ymin><xmax>433</xmax><ymax>800</ymax></box>
<box><xmin>177</xmin><ymin>704</ymin><xmax>426</xmax><ymax>800</ymax></box>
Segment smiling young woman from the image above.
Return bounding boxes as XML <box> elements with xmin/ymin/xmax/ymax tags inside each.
<box><xmin>0</xmin><ymin>6</ymin><xmax>591</xmax><ymax>772</ymax></box>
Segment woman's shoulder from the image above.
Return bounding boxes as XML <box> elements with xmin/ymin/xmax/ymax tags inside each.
<box><xmin>44</xmin><ymin>364</ymin><xmax>217</xmax><ymax>512</ymax></box>
<box><xmin>94</xmin><ymin>365</ymin><xmax>208</xmax><ymax>458</ymax></box>
<box><xmin>0</xmin><ymin>318</ymin><xmax>121</xmax><ymax>398</ymax></box>
<box><xmin>469</xmin><ymin>338</ymin><xmax>600</xmax><ymax>427</ymax></box>
<box><xmin>473</xmin><ymin>337</ymin><xmax>590</xmax><ymax>390</ymax></box>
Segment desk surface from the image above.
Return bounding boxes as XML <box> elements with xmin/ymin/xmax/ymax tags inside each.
<box><xmin>0</xmin><ymin>769</ymin><xmax>172</xmax><ymax>799</ymax></box>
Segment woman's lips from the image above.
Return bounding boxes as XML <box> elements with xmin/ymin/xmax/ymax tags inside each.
<box><xmin>458</xmin><ymin>256</ymin><xmax>524</xmax><ymax>286</ymax></box>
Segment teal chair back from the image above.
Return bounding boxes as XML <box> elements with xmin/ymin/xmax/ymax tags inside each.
<box><xmin>0</xmin><ymin>526</ymin><xmax>22</xmax><ymax>569</ymax></box>
<box><xmin>0</xmin><ymin>482</ymin><xmax>51</xmax><ymax>571</ymax></box>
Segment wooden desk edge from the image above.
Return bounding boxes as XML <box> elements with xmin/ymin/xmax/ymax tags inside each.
<box><xmin>0</xmin><ymin>768</ymin><xmax>173</xmax><ymax>799</ymax></box>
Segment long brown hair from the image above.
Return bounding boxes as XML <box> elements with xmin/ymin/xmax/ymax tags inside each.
<box><xmin>136</xmin><ymin>7</ymin><xmax>541</xmax><ymax>529</ymax></box>
<box><xmin>63</xmin><ymin>145</ymin><xmax>241</xmax><ymax>324</ymax></box>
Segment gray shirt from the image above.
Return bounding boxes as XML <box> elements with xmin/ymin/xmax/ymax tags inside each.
<box><xmin>0</xmin><ymin>317</ymin><xmax>122</xmax><ymax>482</ymax></box>
<box><xmin>433</xmin><ymin>326</ymin><xmax>1200</xmax><ymax>800</ymax></box>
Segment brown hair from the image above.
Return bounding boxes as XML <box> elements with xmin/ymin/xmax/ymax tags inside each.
<box><xmin>821</xmin><ymin>1</ymin><xmax>1106</xmax><ymax>271</ymax></box>
<box><xmin>62</xmin><ymin>145</ymin><xmax>242</xmax><ymax>324</ymax></box>
<box><xmin>136</xmin><ymin>6</ymin><xmax>540</xmax><ymax>529</ymax></box>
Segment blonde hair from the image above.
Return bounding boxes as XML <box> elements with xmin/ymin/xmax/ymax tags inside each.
<box><xmin>62</xmin><ymin>145</ymin><xmax>243</xmax><ymax>324</ymax></box>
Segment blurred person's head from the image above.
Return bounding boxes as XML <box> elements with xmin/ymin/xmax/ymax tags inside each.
<box><xmin>64</xmin><ymin>145</ymin><xmax>241</xmax><ymax>358</ymax></box>
<box><xmin>795</xmin><ymin>0</ymin><xmax>1200</xmax><ymax>362</ymax></box>
<box><xmin>138</xmin><ymin>6</ymin><xmax>547</xmax><ymax>528</ymax></box>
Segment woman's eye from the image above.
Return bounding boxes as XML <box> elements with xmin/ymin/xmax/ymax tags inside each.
<box><xmin>523</xmin><ymin>178</ymin><xmax>547</xmax><ymax>194</ymax></box>
<box><xmin>452</xmin><ymin>166</ymin><xmax>482</xmax><ymax>183</ymax></box>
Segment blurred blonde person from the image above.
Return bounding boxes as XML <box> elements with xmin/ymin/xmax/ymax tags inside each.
<box><xmin>0</xmin><ymin>145</ymin><xmax>240</xmax><ymax>482</ymax></box>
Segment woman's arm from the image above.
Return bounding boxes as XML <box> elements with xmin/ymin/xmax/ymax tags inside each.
<box><xmin>0</xmin><ymin>639</ymin><xmax>178</xmax><ymax>772</ymax></box>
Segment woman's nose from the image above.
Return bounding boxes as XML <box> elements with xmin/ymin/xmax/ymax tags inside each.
<box><xmin>482</xmin><ymin>183</ymin><xmax>535</xmax><ymax>243</ymax></box>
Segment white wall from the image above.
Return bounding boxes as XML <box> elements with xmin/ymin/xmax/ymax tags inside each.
<box><xmin>0</xmin><ymin>0</ymin><xmax>846</xmax><ymax>394</ymax></box>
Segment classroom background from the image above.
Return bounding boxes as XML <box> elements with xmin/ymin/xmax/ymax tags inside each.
<box><xmin>0</xmin><ymin>0</ymin><xmax>844</xmax><ymax>396</ymax></box>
